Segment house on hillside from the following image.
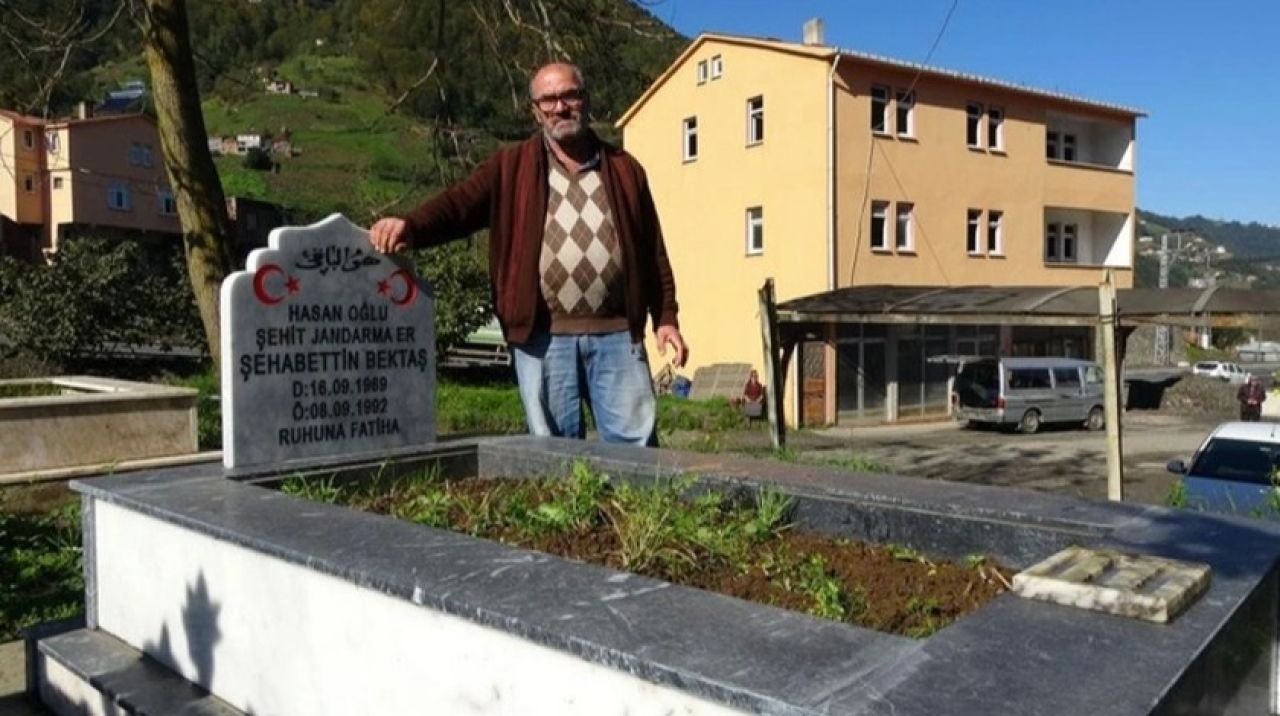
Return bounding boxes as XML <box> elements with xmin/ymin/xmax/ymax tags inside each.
<box><xmin>618</xmin><ymin>22</ymin><xmax>1142</xmax><ymax>425</ymax></box>
<box><xmin>0</xmin><ymin>108</ymin><xmax>180</xmax><ymax>261</ymax></box>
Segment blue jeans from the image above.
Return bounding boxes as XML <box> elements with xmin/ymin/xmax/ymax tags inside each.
<box><xmin>512</xmin><ymin>330</ymin><xmax>657</xmax><ymax>446</ymax></box>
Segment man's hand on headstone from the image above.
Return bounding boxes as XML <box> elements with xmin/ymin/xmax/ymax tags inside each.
<box><xmin>369</xmin><ymin>217</ymin><xmax>409</xmax><ymax>254</ymax></box>
<box><xmin>656</xmin><ymin>325</ymin><xmax>688</xmax><ymax>369</ymax></box>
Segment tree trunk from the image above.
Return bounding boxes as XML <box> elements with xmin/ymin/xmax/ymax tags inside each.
<box><xmin>139</xmin><ymin>0</ymin><xmax>233</xmax><ymax>368</ymax></box>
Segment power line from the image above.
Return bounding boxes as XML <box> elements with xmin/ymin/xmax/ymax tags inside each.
<box><xmin>848</xmin><ymin>0</ymin><xmax>960</xmax><ymax>283</ymax></box>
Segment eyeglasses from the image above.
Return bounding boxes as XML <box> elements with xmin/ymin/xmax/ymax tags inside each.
<box><xmin>533</xmin><ymin>89</ymin><xmax>586</xmax><ymax>111</ymax></box>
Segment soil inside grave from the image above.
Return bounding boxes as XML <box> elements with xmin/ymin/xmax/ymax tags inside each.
<box><xmin>301</xmin><ymin>474</ymin><xmax>1014</xmax><ymax>638</ymax></box>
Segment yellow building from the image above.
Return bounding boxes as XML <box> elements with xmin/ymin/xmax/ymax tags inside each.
<box><xmin>0</xmin><ymin>109</ymin><xmax>179</xmax><ymax>261</ymax></box>
<box><xmin>618</xmin><ymin>27</ymin><xmax>1142</xmax><ymax>425</ymax></box>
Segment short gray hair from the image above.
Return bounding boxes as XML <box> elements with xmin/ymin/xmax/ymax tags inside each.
<box><xmin>529</xmin><ymin>63</ymin><xmax>586</xmax><ymax>99</ymax></box>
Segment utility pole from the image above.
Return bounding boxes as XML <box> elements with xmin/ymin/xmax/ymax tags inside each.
<box><xmin>1155</xmin><ymin>234</ymin><xmax>1170</xmax><ymax>366</ymax></box>
<box><xmin>1100</xmin><ymin>269</ymin><xmax>1124</xmax><ymax>502</ymax></box>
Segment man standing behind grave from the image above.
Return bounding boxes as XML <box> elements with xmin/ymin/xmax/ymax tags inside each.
<box><xmin>370</xmin><ymin>63</ymin><xmax>686</xmax><ymax>446</ymax></box>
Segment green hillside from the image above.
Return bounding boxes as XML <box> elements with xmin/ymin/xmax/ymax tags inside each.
<box><xmin>201</xmin><ymin>56</ymin><xmax>451</xmax><ymax>223</ymax></box>
<box><xmin>1139</xmin><ymin>209</ymin><xmax>1280</xmax><ymax>260</ymax></box>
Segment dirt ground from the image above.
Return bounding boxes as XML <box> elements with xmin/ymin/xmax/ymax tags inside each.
<box><xmin>664</xmin><ymin>409</ymin><xmax>1220</xmax><ymax>507</ymax></box>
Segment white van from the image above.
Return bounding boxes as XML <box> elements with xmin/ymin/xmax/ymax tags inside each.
<box><xmin>952</xmin><ymin>357</ymin><xmax>1105</xmax><ymax>434</ymax></box>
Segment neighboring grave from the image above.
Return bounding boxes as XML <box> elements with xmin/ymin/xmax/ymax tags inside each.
<box><xmin>220</xmin><ymin>214</ymin><xmax>435</xmax><ymax>468</ymax></box>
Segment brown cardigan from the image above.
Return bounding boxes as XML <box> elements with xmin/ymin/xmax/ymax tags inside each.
<box><xmin>399</xmin><ymin>133</ymin><xmax>679</xmax><ymax>346</ymax></box>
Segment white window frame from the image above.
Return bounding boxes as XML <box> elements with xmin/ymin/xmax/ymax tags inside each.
<box><xmin>709</xmin><ymin>55</ymin><xmax>723</xmax><ymax>79</ymax></box>
<box><xmin>871</xmin><ymin>85</ymin><xmax>890</xmax><ymax>134</ymax></box>
<box><xmin>895</xmin><ymin>89</ymin><xmax>915</xmax><ymax>138</ymax></box>
<box><xmin>696</xmin><ymin>60</ymin><xmax>708</xmax><ymax>85</ymax></box>
<box><xmin>966</xmin><ymin>103</ymin><xmax>984</xmax><ymax>148</ymax></box>
<box><xmin>895</xmin><ymin>202</ymin><xmax>914</xmax><ymax>252</ymax></box>
<box><xmin>1046</xmin><ymin>131</ymin><xmax>1059</xmax><ymax>159</ymax></box>
<box><xmin>682</xmin><ymin>116</ymin><xmax>698</xmax><ymax>162</ymax></box>
<box><xmin>129</xmin><ymin>142</ymin><xmax>154</xmax><ymax>167</ymax></box>
<box><xmin>987</xmin><ymin>210</ymin><xmax>1003</xmax><ymax>255</ymax></box>
<box><xmin>1062</xmin><ymin>223</ymin><xmax>1078</xmax><ymax>261</ymax></box>
<box><xmin>870</xmin><ymin>201</ymin><xmax>889</xmax><ymax>251</ymax></box>
<box><xmin>987</xmin><ymin>107</ymin><xmax>1004</xmax><ymax>151</ymax></box>
<box><xmin>1045</xmin><ymin>222</ymin><xmax>1061</xmax><ymax>262</ymax></box>
<box><xmin>45</xmin><ymin>132</ymin><xmax>59</xmax><ymax>154</ymax></box>
<box><xmin>967</xmin><ymin>209</ymin><xmax>982</xmax><ymax>255</ymax></box>
<box><xmin>745</xmin><ymin>206</ymin><xmax>764</xmax><ymax>256</ymax></box>
<box><xmin>746</xmin><ymin>95</ymin><xmax>764</xmax><ymax>145</ymax></box>
<box><xmin>107</xmin><ymin>182</ymin><xmax>131</xmax><ymax>211</ymax></box>
<box><xmin>52</xmin><ymin>176</ymin><xmax>64</xmax><ymax>190</ymax></box>
<box><xmin>158</xmin><ymin>188</ymin><xmax>177</xmax><ymax>215</ymax></box>
<box><xmin>1062</xmin><ymin>134</ymin><xmax>1077</xmax><ymax>162</ymax></box>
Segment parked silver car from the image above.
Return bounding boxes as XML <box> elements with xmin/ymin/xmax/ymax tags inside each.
<box><xmin>953</xmin><ymin>357</ymin><xmax>1105</xmax><ymax>434</ymax></box>
<box><xmin>1191</xmin><ymin>361</ymin><xmax>1250</xmax><ymax>384</ymax></box>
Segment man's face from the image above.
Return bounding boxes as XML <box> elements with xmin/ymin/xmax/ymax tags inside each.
<box><xmin>531</xmin><ymin>66</ymin><xmax>588</xmax><ymax>141</ymax></box>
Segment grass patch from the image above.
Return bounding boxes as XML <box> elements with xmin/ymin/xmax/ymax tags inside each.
<box><xmin>752</xmin><ymin>447</ymin><xmax>889</xmax><ymax>473</ymax></box>
<box><xmin>0</xmin><ymin>382</ymin><xmax>64</xmax><ymax>399</ymax></box>
<box><xmin>0</xmin><ymin>489</ymin><xmax>83</xmax><ymax>641</ymax></box>
<box><xmin>168</xmin><ymin>370</ymin><xmax>221</xmax><ymax>451</ymax></box>
<box><xmin>278</xmin><ymin>462</ymin><xmax>1008</xmax><ymax>637</ymax></box>
<box><xmin>161</xmin><ymin>367</ymin><xmax>764</xmax><ymax>446</ymax></box>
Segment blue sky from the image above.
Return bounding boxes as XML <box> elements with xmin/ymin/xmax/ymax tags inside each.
<box><xmin>655</xmin><ymin>0</ymin><xmax>1280</xmax><ymax>226</ymax></box>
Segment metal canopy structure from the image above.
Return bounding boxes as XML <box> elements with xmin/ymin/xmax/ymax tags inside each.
<box><xmin>776</xmin><ymin>285</ymin><xmax>1280</xmax><ymax>329</ymax></box>
<box><xmin>758</xmin><ymin>279</ymin><xmax>1280</xmax><ymax>502</ymax></box>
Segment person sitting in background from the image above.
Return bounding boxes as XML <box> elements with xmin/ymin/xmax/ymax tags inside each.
<box><xmin>741</xmin><ymin>370</ymin><xmax>765</xmax><ymax>419</ymax></box>
<box><xmin>1238</xmin><ymin>376</ymin><xmax>1266</xmax><ymax>422</ymax></box>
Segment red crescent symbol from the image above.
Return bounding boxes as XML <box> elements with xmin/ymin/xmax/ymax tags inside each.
<box><xmin>389</xmin><ymin>269</ymin><xmax>417</xmax><ymax>307</ymax></box>
<box><xmin>253</xmin><ymin>264</ymin><xmax>287</xmax><ymax>305</ymax></box>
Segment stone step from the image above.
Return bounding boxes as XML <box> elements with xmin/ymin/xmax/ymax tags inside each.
<box><xmin>33</xmin><ymin>628</ymin><xmax>241</xmax><ymax>716</ymax></box>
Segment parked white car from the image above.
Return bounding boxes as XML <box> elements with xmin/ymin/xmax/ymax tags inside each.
<box><xmin>1192</xmin><ymin>361</ymin><xmax>1251</xmax><ymax>384</ymax></box>
<box><xmin>1167</xmin><ymin>421</ymin><xmax>1280</xmax><ymax>514</ymax></box>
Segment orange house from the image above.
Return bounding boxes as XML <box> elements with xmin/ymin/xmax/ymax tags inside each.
<box><xmin>619</xmin><ymin>25</ymin><xmax>1144</xmax><ymax>424</ymax></box>
<box><xmin>0</xmin><ymin>109</ymin><xmax>180</xmax><ymax>261</ymax></box>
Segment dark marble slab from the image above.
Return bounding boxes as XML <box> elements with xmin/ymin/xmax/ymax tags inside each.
<box><xmin>70</xmin><ymin>436</ymin><xmax>1280</xmax><ymax>715</ymax></box>
<box><xmin>38</xmin><ymin>629</ymin><xmax>241</xmax><ymax>715</ymax></box>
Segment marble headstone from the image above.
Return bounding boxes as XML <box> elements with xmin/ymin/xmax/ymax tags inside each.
<box><xmin>220</xmin><ymin>213</ymin><xmax>435</xmax><ymax>468</ymax></box>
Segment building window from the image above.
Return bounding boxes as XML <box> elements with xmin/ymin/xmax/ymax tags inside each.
<box><xmin>1047</xmin><ymin>131</ymin><xmax>1077</xmax><ymax>161</ymax></box>
<box><xmin>895</xmin><ymin>89</ymin><xmax>915</xmax><ymax>137</ymax></box>
<box><xmin>129</xmin><ymin>143</ymin><xmax>153</xmax><ymax>167</ymax></box>
<box><xmin>895</xmin><ymin>202</ymin><xmax>914</xmax><ymax>251</ymax></box>
<box><xmin>52</xmin><ymin>177</ymin><xmax>63</xmax><ymax>189</ymax></box>
<box><xmin>1062</xmin><ymin>223</ymin><xmax>1077</xmax><ymax>261</ymax></box>
<box><xmin>682</xmin><ymin>117</ymin><xmax>698</xmax><ymax>161</ymax></box>
<box><xmin>966</xmin><ymin>103</ymin><xmax>983</xmax><ymax>147</ymax></box>
<box><xmin>23</xmin><ymin>174</ymin><xmax>34</xmax><ymax>193</ymax></box>
<box><xmin>1045</xmin><ymin>223</ymin><xmax>1060</xmax><ymax>261</ymax></box>
<box><xmin>870</xmin><ymin>201</ymin><xmax>889</xmax><ymax>250</ymax></box>
<box><xmin>745</xmin><ymin>206</ymin><xmax>764</xmax><ymax>255</ymax></box>
<box><xmin>22</xmin><ymin>129</ymin><xmax>33</xmax><ymax>149</ymax></box>
<box><xmin>696</xmin><ymin>60</ymin><xmax>708</xmax><ymax>85</ymax></box>
<box><xmin>746</xmin><ymin>95</ymin><xmax>764</xmax><ymax>145</ymax></box>
<box><xmin>1045</xmin><ymin>222</ymin><xmax>1077</xmax><ymax>262</ymax></box>
<box><xmin>158</xmin><ymin>188</ymin><xmax>177</xmax><ymax>215</ymax></box>
<box><xmin>987</xmin><ymin>210</ymin><xmax>1003</xmax><ymax>254</ymax></box>
<box><xmin>967</xmin><ymin>209</ymin><xmax>982</xmax><ymax>254</ymax></box>
<box><xmin>108</xmin><ymin>182</ymin><xmax>131</xmax><ymax>211</ymax></box>
<box><xmin>987</xmin><ymin>107</ymin><xmax>1004</xmax><ymax>150</ymax></box>
<box><xmin>871</xmin><ymin>85</ymin><xmax>890</xmax><ymax>134</ymax></box>
<box><xmin>709</xmin><ymin>55</ymin><xmax>723</xmax><ymax>79</ymax></box>
<box><xmin>45</xmin><ymin>132</ymin><xmax>59</xmax><ymax>153</ymax></box>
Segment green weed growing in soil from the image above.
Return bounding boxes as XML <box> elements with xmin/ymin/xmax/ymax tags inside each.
<box><xmin>277</xmin><ymin>460</ymin><xmax>1006</xmax><ymax>638</ymax></box>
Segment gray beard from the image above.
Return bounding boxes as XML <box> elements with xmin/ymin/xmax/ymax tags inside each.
<box><xmin>546</xmin><ymin>119</ymin><xmax>585</xmax><ymax>141</ymax></box>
